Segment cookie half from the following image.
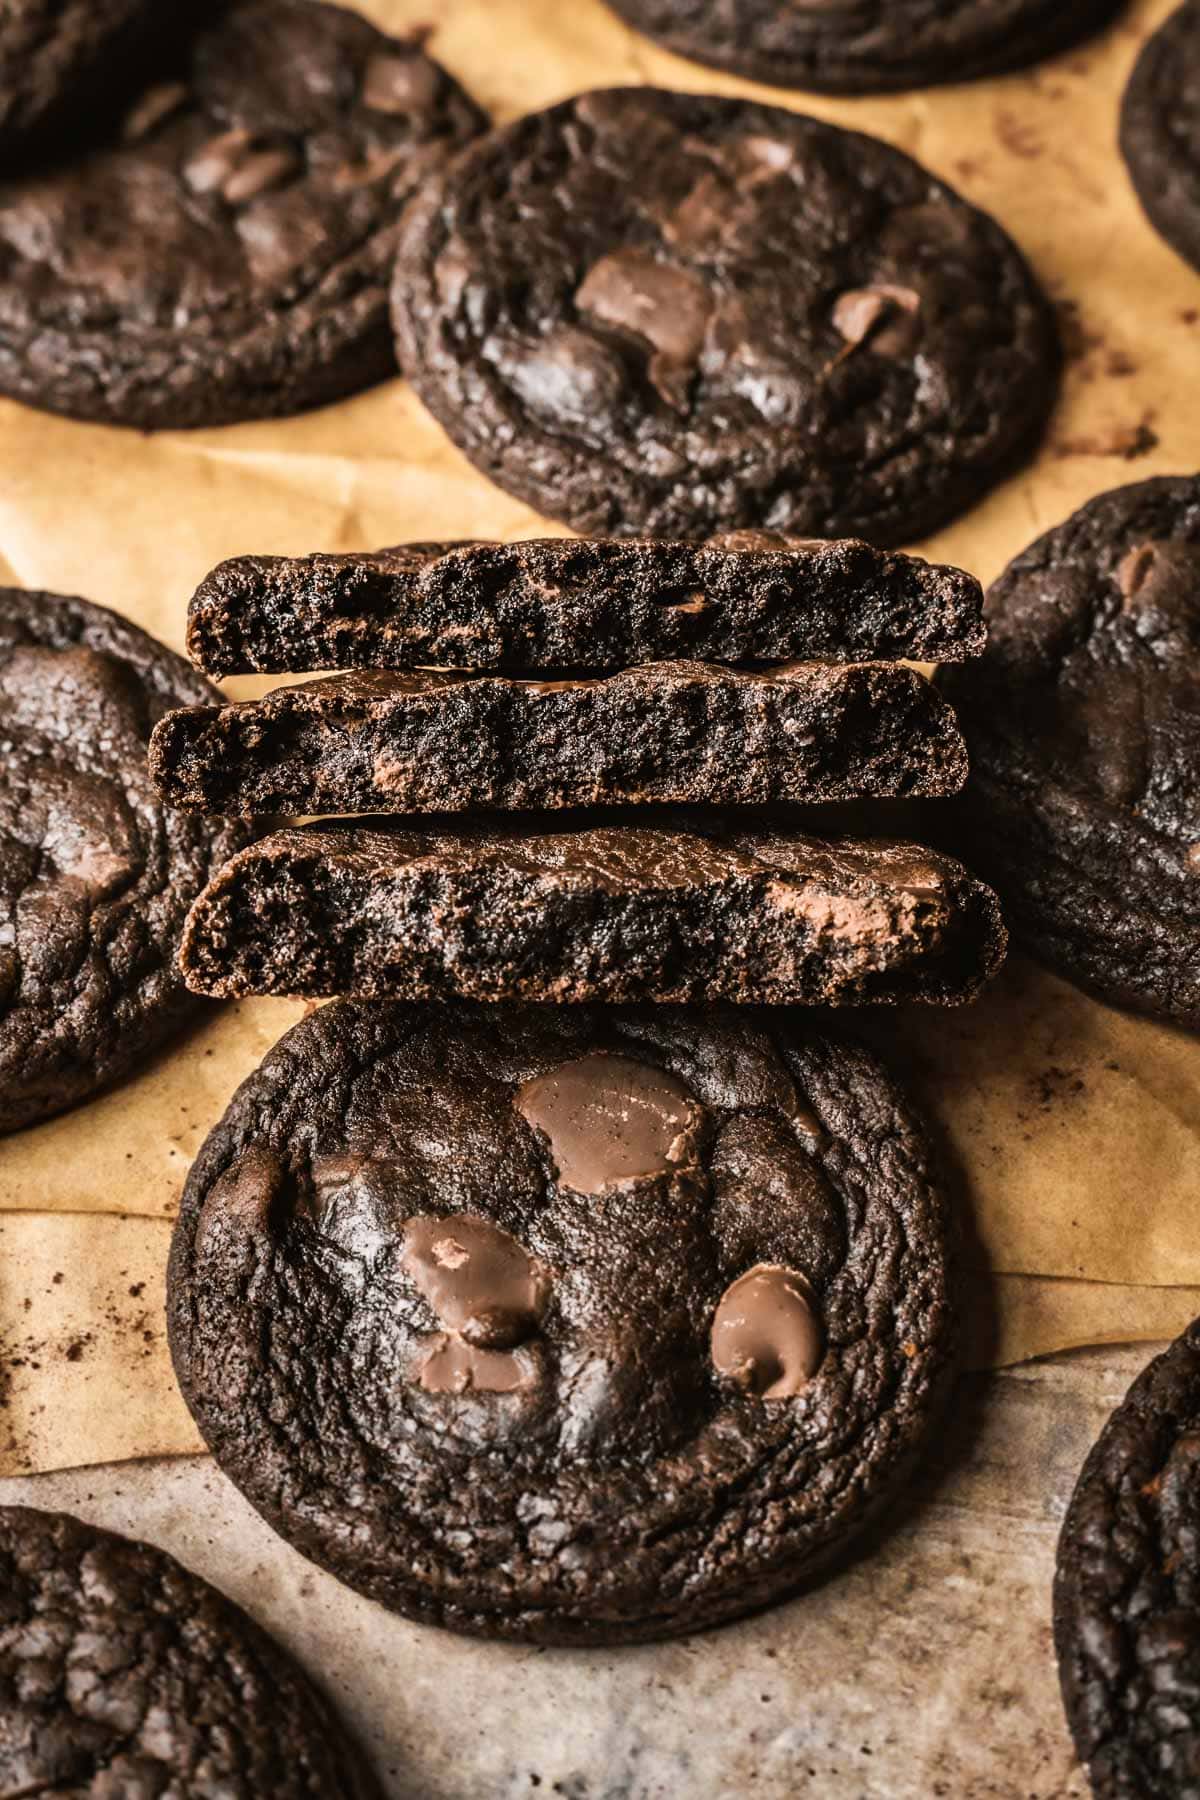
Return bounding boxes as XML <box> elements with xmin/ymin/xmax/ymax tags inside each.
<box><xmin>604</xmin><ymin>0</ymin><xmax>1126</xmax><ymax>95</ymax></box>
<box><xmin>168</xmin><ymin>1000</ymin><xmax>955</xmax><ymax>1644</ymax></box>
<box><xmin>1121</xmin><ymin>1</ymin><xmax>1200</xmax><ymax>273</ymax></box>
<box><xmin>1054</xmin><ymin>1320</ymin><xmax>1200</xmax><ymax>1799</ymax></box>
<box><xmin>939</xmin><ymin>476</ymin><xmax>1200</xmax><ymax>1029</ymax></box>
<box><xmin>0</xmin><ymin>0</ymin><xmax>485</xmax><ymax>428</ymax></box>
<box><xmin>149</xmin><ymin>662</ymin><xmax>968</xmax><ymax>816</ymax></box>
<box><xmin>185</xmin><ymin>534</ymin><xmax>985</xmax><ymax>676</ymax></box>
<box><xmin>391</xmin><ymin>87</ymin><xmax>1056</xmax><ymax>543</ymax></box>
<box><xmin>178</xmin><ymin>818</ymin><xmax>1006</xmax><ymax>1007</ymax></box>
<box><xmin>0</xmin><ymin>1505</ymin><xmax>378</xmax><ymax>1797</ymax></box>
<box><xmin>0</xmin><ymin>587</ymin><xmax>244</xmax><ymax>1132</ymax></box>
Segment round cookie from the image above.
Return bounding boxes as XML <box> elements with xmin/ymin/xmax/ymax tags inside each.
<box><xmin>1054</xmin><ymin>1320</ymin><xmax>1200</xmax><ymax>1798</ymax></box>
<box><xmin>0</xmin><ymin>0</ymin><xmax>485</xmax><ymax>429</ymax></box>
<box><xmin>604</xmin><ymin>0</ymin><xmax>1125</xmax><ymax>94</ymax></box>
<box><xmin>391</xmin><ymin>87</ymin><xmax>1056</xmax><ymax>543</ymax></box>
<box><xmin>939</xmin><ymin>476</ymin><xmax>1200</xmax><ymax>1029</ymax></box>
<box><xmin>0</xmin><ymin>586</ymin><xmax>244</xmax><ymax>1132</ymax></box>
<box><xmin>1121</xmin><ymin>0</ymin><xmax>1200</xmax><ymax>272</ymax></box>
<box><xmin>0</xmin><ymin>1505</ymin><xmax>378</xmax><ymax>1797</ymax></box>
<box><xmin>168</xmin><ymin>999</ymin><xmax>955</xmax><ymax>1646</ymax></box>
<box><xmin>0</xmin><ymin>1</ymin><xmax>165</xmax><ymax>157</ymax></box>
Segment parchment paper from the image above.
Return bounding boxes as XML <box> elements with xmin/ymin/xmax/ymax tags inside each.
<box><xmin>0</xmin><ymin>0</ymin><xmax>1197</xmax><ymax>1472</ymax></box>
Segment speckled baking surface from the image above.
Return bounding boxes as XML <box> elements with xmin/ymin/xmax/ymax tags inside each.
<box><xmin>0</xmin><ymin>0</ymin><xmax>1198</xmax><ymax>1792</ymax></box>
<box><xmin>0</xmin><ymin>1346</ymin><xmax>1146</xmax><ymax>1798</ymax></box>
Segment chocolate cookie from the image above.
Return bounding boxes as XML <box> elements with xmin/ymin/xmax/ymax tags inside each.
<box><xmin>186</xmin><ymin>534</ymin><xmax>986</xmax><ymax>676</ymax></box>
<box><xmin>0</xmin><ymin>1505</ymin><xmax>378</xmax><ymax>1796</ymax></box>
<box><xmin>0</xmin><ymin>0</ymin><xmax>164</xmax><ymax>155</ymax></box>
<box><xmin>1054</xmin><ymin>1320</ymin><xmax>1200</xmax><ymax>1798</ymax></box>
<box><xmin>1121</xmin><ymin>1</ymin><xmax>1200</xmax><ymax>273</ymax></box>
<box><xmin>391</xmin><ymin>88</ymin><xmax>1056</xmax><ymax>543</ymax></box>
<box><xmin>178</xmin><ymin>818</ymin><xmax>1006</xmax><ymax>1007</ymax></box>
<box><xmin>939</xmin><ymin>476</ymin><xmax>1200</xmax><ymax>1029</ymax></box>
<box><xmin>149</xmin><ymin>662</ymin><xmax>968</xmax><ymax>816</ymax></box>
<box><xmin>0</xmin><ymin>0</ymin><xmax>485</xmax><ymax>428</ymax></box>
<box><xmin>0</xmin><ymin>586</ymin><xmax>244</xmax><ymax>1132</ymax></box>
<box><xmin>168</xmin><ymin>1000</ymin><xmax>955</xmax><ymax>1644</ymax></box>
<box><xmin>604</xmin><ymin>0</ymin><xmax>1125</xmax><ymax>95</ymax></box>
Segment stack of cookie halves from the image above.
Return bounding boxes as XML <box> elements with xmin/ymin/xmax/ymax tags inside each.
<box><xmin>152</xmin><ymin>530</ymin><xmax>1006</xmax><ymax>1009</ymax></box>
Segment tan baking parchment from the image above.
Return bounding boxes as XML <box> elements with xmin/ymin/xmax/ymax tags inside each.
<box><xmin>1</xmin><ymin>0</ymin><xmax>1199</xmax><ymax>1471</ymax></box>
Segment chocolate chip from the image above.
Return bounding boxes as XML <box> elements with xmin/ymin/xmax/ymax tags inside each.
<box><xmin>415</xmin><ymin>1334</ymin><xmax>535</xmax><ymax>1395</ymax></box>
<box><xmin>121</xmin><ymin>81</ymin><xmax>190</xmax><ymax>145</ymax></box>
<box><xmin>184</xmin><ymin>131</ymin><xmax>301</xmax><ymax>205</ymax></box>
<box><xmin>832</xmin><ymin>285</ymin><xmax>922</xmax><ymax>358</ymax></box>
<box><xmin>516</xmin><ymin>1053</ymin><xmax>704</xmax><ymax>1196</ymax></box>
<box><xmin>401</xmin><ymin>1214</ymin><xmax>549</xmax><ymax>1348</ymax></box>
<box><xmin>710</xmin><ymin>1264</ymin><xmax>823</xmax><ymax>1398</ymax></box>
<box><xmin>362</xmin><ymin>51</ymin><xmax>439</xmax><ymax>114</ymax></box>
<box><xmin>576</xmin><ymin>251</ymin><xmax>713</xmax><ymax>409</ymax></box>
<box><xmin>221</xmin><ymin>145</ymin><xmax>302</xmax><ymax>206</ymax></box>
<box><xmin>183</xmin><ymin>128</ymin><xmax>257</xmax><ymax>195</ymax></box>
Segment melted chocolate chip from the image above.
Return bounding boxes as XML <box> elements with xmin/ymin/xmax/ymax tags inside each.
<box><xmin>415</xmin><ymin>1333</ymin><xmax>535</xmax><ymax>1395</ymax></box>
<box><xmin>710</xmin><ymin>1264</ymin><xmax>823</xmax><ymax>1397</ymax></box>
<box><xmin>832</xmin><ymin>285</ymin><xmax>922</xmax><ymax>358</ymax></box>
<box><xmin>401</xmin><ymin>1214</ymin><xmax>549</xmax><ymax>1348</ymax></box>
<box><xmin>362</xmin><ymin>50</ymin><xmax>438</xmax><ymax>114</ymax></box>
<box><xmin>516</xmin><ymin>1053</ymin><xmax>704</xmax><ymax>1195</ymax></box>
<box><xmin>121</xmin><ymin>80</ymin><xmax>189</xmax><ymax>144</ymax></box>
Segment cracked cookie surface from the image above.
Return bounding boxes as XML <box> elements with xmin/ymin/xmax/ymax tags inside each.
<box><xmin>0</xmin><ymin>0</ymin><xmax>485</xmax><ymax>427</ymax></box>
<box><xmin>391</xmin><ymin>87</ymin><xmax>1056</xmax><ymax>543</ymax></box>
<box><xmin>0</xmin><ymin>586</ymin><xmax>244</xmax><ymax>1131</ymax></box>
<box><xmin>168</xmin><ymin>1000</ymin><xmax>954</xmax><ymax>1645</ymax></box>
<box><xmin>939</xmin><ymin>476</ymin><xmax>1200</xmax><ymax>1029</ymax></box>
<box><xmin>1055</xmin><ymin>1320</ymin><xmax>1200</xmax><ymax>1799</ymax></box>
<box><xmin>605</xmin><ymin>0</ymin><xmax>1125</xmax><ymax>95</ymax></box>
<box><xmin>0</xmin><ymin>1505</ymin><xmax>379</xmax><ymax>1797</ymax></box>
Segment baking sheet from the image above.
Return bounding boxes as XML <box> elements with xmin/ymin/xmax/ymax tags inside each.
<box><xmin>0</xmin><ymin>0</ymin><xmax>1197</xmax><ymax>1475</ymax></box>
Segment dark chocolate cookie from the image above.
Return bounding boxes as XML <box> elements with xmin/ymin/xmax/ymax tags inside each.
<box><xmin>0</xmin><ymin>1505</ymin><xmax>378</xmax><ymax>1797</ymax></box>
<box><xmin>391</xmin><ymin>87</ymin><xmax>1056</xmax><ymax>543</ymax></box>
<box><xmin>0</xmin><ymin>0</ymin><xmax>485</xmax><ymax>428</ymax></box>
<box><xmin>149</xmin><ymin>661</ymin><xmax>968</xmax><ymax>816</ymax></box>
<box><xmin>178</xmin><ymin>817</ymin><xmax>1006</xmax><ymax>1007</ymax></box>
<box><xmin>1121</xmin><ymin>0</ymin><xmax>1200</xmax><ymax>273</ymax></box>
<box><xmin>1054</xmin><ymin>1320</ymin><xmax>1200</xmax><ymax>1799</ymax></box>
<box><xmin>605</xmin><ymin>0</ymin><xmax>1125</xmax><ymax>95</ymax></box>
<box><xmin>186</xmin><ymin>532</ymin><xmax>985</xmax><ymax>676</ymax></box>
<box><xmin>0</xmin><ymin>586</ymin><xmax>244</xmax><ymax>1132</ymax></box>
<box><xmin>168</xmin><ymin>1000</ymin><xmax>955</xmax><ymax>1644</ymax></box>
<box><xmin>0</xmin><ymin>0</ymin><xmax>164</xmax><ymax>155</ymax></box>
<box><xmin>939</xmin><ymin>476</ymin><xmax>1200</xmax><ymax>1029</ymax></box>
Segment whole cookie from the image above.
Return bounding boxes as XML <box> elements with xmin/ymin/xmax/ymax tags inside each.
<box><xmin>391</xmin><ymin>87</ymin><xmax>1056</xmax><ymax>543</ymax></box>
<box><xmin>1054</xmin><ymin>1320</ymin><xmax>1200</xmax><ymax>1798</ymax></box>
<box><xmin>0</xmin><ymin>0</ymin><xmax>485</xmax><ymax>428</ymax></box>
<box><xmin>0</xmin><ymin>1505</ymin><xmax>378</xmax><ymax>1797</ymax></box>
<box><xmin>168</xmin><ymin>1000</ymin><xmax>955</xmax><ymax>1645</ymax></box>
<box><xmin>0</xmin><ymin>1</ymin><xmax>169</xmax><ymax>156</ymax></box>
<box><xmin>939</xmin><ymin>476</ymin><xmax>1200</xmax><ymax>1029</ymax></box>
<box><xmin>0</xmin><ymin>586</ymin><xmax>244</xmax><ymax>1131</ymax></box>
<box><xmin>1121</xmin><ymin>0</ymin><xmax>1200</xmax><ymax>272</ymax></box>
<box><xmin>605</xmin><ymin>0</ymin><xmax>1125</xmax><ymax>94</ymax></box>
